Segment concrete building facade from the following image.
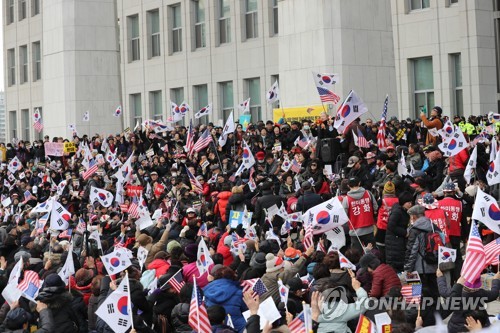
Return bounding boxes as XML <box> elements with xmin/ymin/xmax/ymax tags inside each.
<box><xmin>391</xmin><ymin>0</ymin><xmax>498</xmax><ymax>119</ymax></box>
<box><xmin>0</xmin><ymin>92</ymin><xmax>5</xmax><ymax>143</ymax></box>
<box><xmin>3</xmin><ymin>0</ymin><xmax>499</xmax><ymax>142</ymax></box>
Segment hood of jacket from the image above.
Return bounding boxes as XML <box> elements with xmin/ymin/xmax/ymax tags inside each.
<box><xmin>37</xmin><ymin>289</ymin><xmax>73</xmax><ymax>309</ymax></box>
<box><xmin>346</xmin><ymin>187</ymin><xmax>367</xmax><ymax>200</ymax></box>
<box><xmin>148</xmin><ymin>258</ymin><xmax>169</xmax><ymax>271</ymax></box>
<box><xmin>411</xmin><ymin>216</ymin><xmax>434</xmax><ymax>232</ymax></box>
<box><xmin>203</xmin><ymin>278</ymin><xmax>241</xmax><ymax>303</ymax></box>
<box><xmin>217</xmin><ymin>191</ymin><xmax>232</xmax><ymax>200</ymax></box>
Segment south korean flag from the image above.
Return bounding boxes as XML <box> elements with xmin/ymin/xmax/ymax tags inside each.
<box><xmin>90</xmin><ymin>186</ymin><xmax>114</xmax><ymax>208</ymax></box>
<box><xmin>95</xmin><ymin>274</ymin><xmax>132</xmax><ymax>333</ymax></box>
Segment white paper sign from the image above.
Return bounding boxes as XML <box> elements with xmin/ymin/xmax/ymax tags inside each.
<box><xmin>242</xmin><ymin>297</ymin><xmax>281</xmax><ymax>329</ymax></box>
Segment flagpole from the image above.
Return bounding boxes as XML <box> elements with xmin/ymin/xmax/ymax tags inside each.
<box><xmin>194</xmin><ymin>276</ymin><xmax>200</xmax><ymax>333</ymax></box>
<box><xmin>348</xmin><ymin>219</ymin><xmax>368</xmax><ymax>254</ymax></box>
<box><xmin>211</xmin><ymin>140</ymin><xmax>223</xmax><ymax>170</ymax></box>
<box><xmin>126</xmin><ymin>271</ymin><xmax>134</xmax><ymax>330</ymax></box>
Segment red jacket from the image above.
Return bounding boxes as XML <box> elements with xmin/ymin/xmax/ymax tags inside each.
<box><xmin>370</xmin><ymin>263</ymin><xmax>402</xmax><ymax>298</ymax></box>
<box><xmin>448</xmin><ymin>148</ymin><xmax>468</xmax><ymax>173</ymax></box>
<box><xmin>148</xmin><ymin>259</ymin><xmax>170</xmax><ymax>278</ymax></box>
<box><xmin>214</xmin><ymin>191</ymin><xmax>232</xmax><ymax>222</ymax></box>
<box><xmin>202</xmin><ymin>182</ymin><xmax>211</xmax><ymax>201</ymax></box>
<box><xmin>217</xmin><ymin>244</ymin><xmax>234</xmax><ymax>266</ymax></box>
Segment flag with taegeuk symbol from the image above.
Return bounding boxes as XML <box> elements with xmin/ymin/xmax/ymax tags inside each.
<box><xmin>95</xmin><ymin>275</ymin><xmax>132</xmax><ymax>333</ymax></box>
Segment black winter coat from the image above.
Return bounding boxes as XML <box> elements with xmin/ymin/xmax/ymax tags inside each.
<box><xmin>36</xmin><ymin>288</ymin><xmax>80</xmax><ymax>333</ymax></box>
<box><xmin>385</xmin><ymin>204</ymin><xmax>409</xmax><ymax>272</ymax></box>
<box><xmin>295</xmin><ymin>191</ymin><xmax>323</xmax><ymax>213</ymax></box>
<box><xmin>171</xmin><ymin>303</ymin><xmax>191</xmax><ymax>333</ymax></box>
<box><xmin>253</xmin><ymin>190</ymin><xmax>284</xmax><ymax>226</ymax></box>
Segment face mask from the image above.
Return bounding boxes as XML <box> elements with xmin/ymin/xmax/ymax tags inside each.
<box><xmin>172</xmin><ymin>172</ymin><xmax>177</xmax><ymax>177</ymax></box>
<box><xmin>181</xmin><ymin>159</ymin><xmax>187</xmax><ymax>163</ymax></box>
<box><xmin>303</xmin><ymin>126</ymin><xmax>310</xmax><ymax>131</ymax></box>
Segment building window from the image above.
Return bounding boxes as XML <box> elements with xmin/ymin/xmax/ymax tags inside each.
<box><xmin>451</xmin><ymin>53</ymin><xmax>463</xmax><ymax>117</ymax></box>
<box><xmin>7</xmin><ymin>0</ymin><xmax>15</xmax><ymax>24</ymax></box>
<box><xmin>32</xmin><ymin>0</ymin><xmax>40</xmax><ymax>16</ymax></box>
<box><xmin>128</xmin><ymin>15</ymin><xmax>140</xmax><ymax>62</ymax></box>
<box><xmin>32</xmin><ymin>41</ymin><xmax>41</xmax><ymax>81</ymax></box>
<box><xmin>9</xmin><ymin>111</ymin><xmax>17</xmax><ymax>139</ymax></box>
<box><xmin>21</xmin><ymin>109</ymin><xmax>30</xmax><ymax>140</ymax></box>
<box><xmin>219</xmin><ymin>81</ymin><xmax>233</xmax><ymax>121</ymax></box>
<box><xmin>7</xmin><ymin>49</ymin><xmax>16</xmax><ymax>86</ymax></box>
<box><xmin>246</xmin><ymin>78</ymin><xmax>261</xmax><ymax>120</ymax></box>
<box><xmin>148</xmin><ymin>10</ymin><xmax>161</xmax><ymax>58</ymax></box>
<box><xmin>149</xmin><ymin>91</ymin><xmax>163</xmax><ymax>120</ymax></box>
<box><xmin>171</xmin><ymin>4</ymin><xmax>182</xmax><ymax>53</ymax></box>
<box><xmin>193</xmin><ymin>84</ymin><xmax>208</xmax><ymax>114</ymax></box>
<box><xmin>272</xmin><ymin>0</ymin><xmax>278</xmax><ymax>35</ymax></box>
<box><xmin>19</xmin><ymin>45</ymin><xmax>28</xmax><ymax>84</ymax></box>
<box><xmin>19</xmin><ymin>0</ymin><xmax>27</xmax><ymax>20</ymax></box>
<box><xmin>245</xmin><ymin>0</ymin><xmax>258</xmax><ymax>39</ymax></box>
<box><xmin>171</xmin><ymin>88</ymin><xmax>184</xmax><ymax>106</ymax></box>
<box><xmin>495</xmin><ymin>18</ymin><xmax>500</xmax><ymax>95</ymax></box>
<box><xmin>193</xmin><ymin>0</ymin><xmax>206</xmax><ymax>49</ymax></box>
<box><xmin>130</xmin><ymin>93</ymin><xmax>142</xmax><ymax>124</ymax></box>
<box><xmin>412</xmin><ymin>57</ymin><xmax>434</xmax><ymax>118</ymax></box>
<box><xmin>219</xmin><ymin>0</ymin><xmax>231</xmax><ymax>44</ymax></box>
<box><xmin>450</xmin><ymin>0</ymin><xmax>458</xmax><ymax>4</ymax></box>
<box><xmin>409</xmin><ymin>0</ymin><xmax>430</xmax><ymax>10</ymax></box>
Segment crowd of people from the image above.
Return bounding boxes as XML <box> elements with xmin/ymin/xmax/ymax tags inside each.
<box><xmin>0</xmin><ymin>106</ymin><xmax>498</xmax><ymax>333</ymax></box>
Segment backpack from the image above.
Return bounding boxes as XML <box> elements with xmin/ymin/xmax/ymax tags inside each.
<box><xmin>423</xmin><ymin>223</ymin><xmax>444</xmax><ymax>264</ymax></box>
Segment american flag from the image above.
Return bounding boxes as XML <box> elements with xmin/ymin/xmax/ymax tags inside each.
<box><xmin>316</xmin><ymin>87</ymin><xmax>340</xmax><ymax>104</ymax></box>
<box><xmin>461</xmin><ymin>221</ymin><xmax>486</xmax><ymax>283</ymax></box>
<box><xmin>128</xmin><ymin>198</ymin><xmax>140</xmax><ymax>219</ymax></box>
<box><xmin>289</xmin><ymin>311</ymin><xmax>306</xmax><ymax>333</ymax></box>
<box><xmin>59</xmin><ymin>228</ymin><xmax>73</xmax><ymax>240</ymax></box>
<box><xmin>166</xmin><ymin>269</ymin><xmax>185</xmax><ymax>293</ymax></box>
<box><xmin>401</xmin><ymin>284</ymin><xmax>422</xmax><ymax>304</ymax></box>
<box><xmin>114</xmin><ymin>234</ymin><xmax>126</xmax><ymax>249</ymax></box>
<box><xmin>188</xmin><ymin>278</ymin><xmax>211</xmax><ymax>333</ymax></box>
<box><xmin>231</xmin><ymin>233</ymin><xmax>247</xmax><ymax>252</ymax></box>
<box><xmin>17</xmin><ymin>270</ymin><xmax>41</xmax><ymax>300</ymax></box>
<box><xmin>186</xmin><ymin>119</ymin><xmax>195</xmax><ymax>155</ymax></box>
<box><xmin>240</xmin><ymin>278</ymin><xmax>268</xmax><ymax>296</ymax></box>
<box><xmin>192</xmin><ymin>129</ymin><xmax>213</xmax><ymax>153</ymax></box>
<box><xmin>316</xmin><ymin>241</ymin><xmax>326</xmax><ymax>253</ymax></box>
<box><xmin>82</xmin><ymin>160</ymin><xmax>99</xmax><ymax>180</ymax></box>
<box><xmin>355</xmin><ymin>128</ymin><xmax>370</xmax><ymax>148</ymax></box>
<box><xmin>33</xmin><ymin>109</ymin><xmax>44</xmax><ymax>133</ymax></box>
<box><xmin>171</xmin><ymin>202</ymin><xmax>179</xmax><ymax>222</ymax></box>
<box><xmin>377</xmin><ymin>95</ymin><xmax>389</xmax><ymax>151</ymax></box>
<box><xmin>291</xmin><ymin>159</ymin><xmax>301</xmax><ymax>173</ymax></box>
<box><xmin>484</xmin><ymin>238</ymin><xmax>500</xmax><ymax>266</ymax></box>
<box><xmin>186</xmin><ymin>167</ymin><xmax>203</xmax><ymax>194</ymax></box>
<box><xmin>197</xmin><ymin>223</ymin><xmax>208</xmax><ymax>237</ymax></box>
<box><xmin>303</xmin><ymin>220</ymin><xmax>313</xmax><ymax>249</ymax></box>
<box><xmin>75</xmin><ymin>218</ymin><xmax>86</xmax><ymax>234</ymax></box>
<box><xmin>119</xmin><ymin>203</ymin><xmax>129</xmax><ymax>213</ymax></box>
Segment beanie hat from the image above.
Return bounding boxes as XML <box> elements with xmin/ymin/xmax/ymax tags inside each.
<box><xmin>5</xmin><ymin>308</ymin><xmax>30</xmax><ymax>330</ymax></box>
<box><xmin>136</xmin><ymin>234</ymin><xmax>152</xmax><ymax>247</ymax></box>
<box><xmin>359</xmin><ymin>253</ymin><xmax>381</xmax><ymax>270</ymax></box>
<box><xmin>265</xmin><ymin>253</ymin><xmax>284</xmax><ymax>273</ymax></box>
<box><xmin>223</xmin><ymin>235</ymin><xmax>232</xmax><ymax>247</ymax></box>
<box><xmin>287</xmin><ymin>277</ymin><xmax>304</xmax><ymax>292</ymax></box>
<box><xmin>383</xmin><ymin>181</ymin><xmax>395</xmax><ymax>195</ymax></box>
<box><xmin>166</xmin><ymin>240</ymin><xmax>181</xmax><ymax>254</ymax></box>
<box><xmin>184</xmin><ymin>243</ymin><xmax>198</xmax><ymax>259</ymax></box>
<box><xmin>14</xmin><ymin>250</ymin><xmax>31</xmax><ymax>263</ymax></box>
<box><xmin>75</xmin><ymin>268</ymin><xmax>94</xmax><ymax>287</ymax></box>
<box><xmin>407</xmin><ymin>205</ymin><xmax>425</xmax><ymax>216</ymax></box>
<box><xmin>249</xmin><ymin>252</ymin><xmax>266</xmax><ymax>269</ymax></box>
<box><xmin>398</xmin><ymin>192</ymin><xmax>414</xmax><ymax>206</ymax></box>
<box><xmin>42</xmin><ymin>273</ymin><xmax>65</xmax><ymax>289</ymax></box>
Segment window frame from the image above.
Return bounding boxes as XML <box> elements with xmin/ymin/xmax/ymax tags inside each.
<box><xmin>130</xmin><ymin>93</ymin><xmax>143</xmax><ymax>125</ymax></box>
<box><xmin>9</xmin><ymin>111</ymin><xmax>17</xmax><ymax>140</ymax></box>
<box><xmin>272</xmin><ymin>0</ymin><xmax>278</xmax><ymax>36</ymax></box>
<box><xmin>7</xmin><ymin>0</ymin><xmax>15</xmax><ymax>24</ymax></box>
<box><xmin>147</xmin><ymin>9</ymin><xmax>161</xmax><ymax>58</ymax></box>
<box><xmin>219</xmin><ymin>81</ymin><xmax>234</xmax><ymax>122</ymax></box>
<box><xmin>246</xmin><ymin>77</ymin><xmax>261</xmax><ymax>121</ymax></box>
<box><xmin>194</xmin><ymin>0</ymin><xmax>206</xmax><ymax>49</ymax></box>
<box><xmin>21</xmin><ymin>109</ymin><xmax>30</xmax><ymax>140</ymax></box>
<box><xmin>245</xmin><ymin>0</ymin><xmax>258</xmax><ymax>39</ymax></box>
<box><xmin>19</xmin><ymin>0</ymin><xmax>27</xmax><ymax>21</ymax></box>
<box><xmin>409</xmin><ymin>0</ymin><xmax>430</xmax><ymax>11</ymax></box>
<box><xmin>32</xmin><ymin>0</ymin><xmax>40</xmax><ymax>16</ymax></box>
<box><xmin>32</xmin><ymin>41</ymin><xmax>41</xmax><ymax>81</ymax></box>
<box><xmin>218</xmin><ymin>0</ymin><xmax>231</xmax><ymax>44</ymax></box>
<box><xmin>411</xmin><ymin>57</ymin><xmax>434</xmax><ymax>118</ymax></box>
<box><xmin>171</xmin><ymin>4</ymin><xmax>183</xmax><ymax>53</ymax></box>
<box><xmin>170</xmin><ymin>87</ymin><xmax>184</xmax><ymax>107</ymax></box>
<box><xmin>128</xmin><ymin>15</ymin><xmax>140</xmax><ymax>62</ymax></box>
<box><xmin>19</xmin><ymin>45</ymin><xmax>29</xmax><ymax>84</ymax></box>
<box><xmin>8</xmin><ymin>48</ymin><xmax>16</xmax><ymax>86</ymax></box>
<box><xmin>450</xmin><ymin>53</ymin><xmax>463</xmax><ymax>117</ymax></box>
<box><xmin>149</xmin><ymin>90</ymin><xmax>163</xmax><ymax>120</ymax></box>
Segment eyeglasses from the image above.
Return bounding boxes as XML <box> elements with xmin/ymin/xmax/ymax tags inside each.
<box><xmin>311</xmin><ymin>164</ymin><xmax>317</xmax><ymax>167</ymax></box>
